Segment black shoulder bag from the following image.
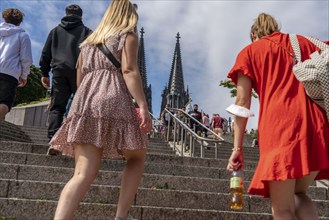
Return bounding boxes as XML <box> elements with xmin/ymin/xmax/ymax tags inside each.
<box><xmin>96</xmin><ymin>44</ymin><xmax>121</xmax><ymax>69</ymax></box>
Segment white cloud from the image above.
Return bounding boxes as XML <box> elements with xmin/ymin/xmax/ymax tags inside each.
<box><xmin>2</xmin><ymin>0</ymin><xmax>328</xmax><ymax>130</ymax></box>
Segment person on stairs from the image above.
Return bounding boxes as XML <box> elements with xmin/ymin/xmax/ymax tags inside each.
<box><xmin>39</xmin><ymin>4</ymin><xmax>92</xmax><ymax>155</ymax></box>
<box><xmin>0</xmin><ymin>8</ymin><xmax>32</xmax><ymax>120</ymax></box>
<box><xmin>49</xmin><ymin>0</ymin><xmax>152</xmax><ymax>219</ymax></box>
<box><xmin>226</xmin><ymin>13</ymin><xmax>329</xmax><ymax>220</ymax></box>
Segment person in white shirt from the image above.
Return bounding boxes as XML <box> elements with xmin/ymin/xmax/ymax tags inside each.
<box><xmin>0</xmin><ymin>8</ymin><xmax>32</xmax><ymax>120</ymax></box>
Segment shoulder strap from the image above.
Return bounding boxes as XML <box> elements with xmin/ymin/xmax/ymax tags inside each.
<box><xmin>303</xmin><ymin>36</ymin><xmax>329</xmax><ymax>51</ymax></box>
<box><xmin>289</xmin><ymin>34</ymin><xmax>302</xmax><ymax>62</ymax></box>
<box><xmin>96</xmin><ymin>44</ymin><xmax>121</xmax><ymax>69</ymax></box>
<box><xmin>290</xmin><ymin>34</ymin><xmax>329</xmax><ymax>62</ymax></box>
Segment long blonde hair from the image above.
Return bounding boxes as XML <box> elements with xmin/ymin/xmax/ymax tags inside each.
<box><xmin>80</xmin><ymin>0</ymin><xmax>138</xmax><ymax>47</ymax></box>
<box><xmin>250</xmin><ymin>13</ymin><xmax>280</xmax><ymax>42</ymax></box>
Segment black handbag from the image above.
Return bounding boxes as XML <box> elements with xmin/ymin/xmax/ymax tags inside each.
<box><xmin>96</xmin><ymin>43</ymin><xmax>121</xmax><ymax>69</ymax></box>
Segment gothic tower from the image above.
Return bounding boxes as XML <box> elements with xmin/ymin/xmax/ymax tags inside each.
<box><xmin>138</xmin><ymin>28</ymin><xmax>152</xmax><ymax>113</ymax></box>
<box><xmin>161</xmin><ymin>33</ymin><xmax>189</xmax><ymax>113</ymax></box>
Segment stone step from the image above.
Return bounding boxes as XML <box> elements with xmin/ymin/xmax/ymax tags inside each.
<box><xmin>1</xmin><ymin>163</ymin><xmax>326</xmax><ymax>200</ymax></box>
<box><xmin>0</xmin><ymin>198</ymin><xmax>278</xmax><ymax>220</ymax></box>
<box><xmin>172</xmin><ymin>145</ymin><xmax>260</xmax><ymax>161</ymax></box>
<box><xmin>0</xmin><ymin>140</ymin><xmax>176</xmax><ymax>157</ymax></box>
<box><xmin>1</xmin><ymin>179</ymin><xmax>328</xmax><ymax>217</ymax></box>
<box><xmin>0</xmin><ymin>140</ymin><xmax>259</xmax><ymax>169</ymax></box>
<box><xmin>8</xmin><ymin>128</ymin><xmax>261</xmax><ymax>159</ymax></box>
<box><xmin>0</xmin><ymin>150</ymin><xmax>257</xmax><ymax>181</ymax></box>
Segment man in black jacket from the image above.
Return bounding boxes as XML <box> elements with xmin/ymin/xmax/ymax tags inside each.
<box><xmin>188</xmin><ymin>104</ymin><xmax>202</xmax><ymax>136</ymax></box>
<box><xmin>39</xmin><ymin>4</ymin><xmax>92</xmax><ymax>155</ymax></box>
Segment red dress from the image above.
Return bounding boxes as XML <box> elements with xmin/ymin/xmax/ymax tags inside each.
<box><xmin>228</xmin><ymin>32</ymin><xmax>329</xmax><ymax>197</ymax></box>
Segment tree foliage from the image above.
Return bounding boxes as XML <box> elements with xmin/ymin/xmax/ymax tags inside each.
<box><xmin>14</xmin><ymin>65</ymin><xmax>48</xmax><ymax>106</ymax></box>
<box><xmin>219</xmin><ymin>79</ymin><xmax>258</xmax><ymax>98</ymax></box>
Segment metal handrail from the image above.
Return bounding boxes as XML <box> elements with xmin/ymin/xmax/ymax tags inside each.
<box><xmin>149</xmin><ymin>111</ymin><xmax>162</xmax><ymax>136</ymax></box>
<box><xmin>161</xmin><ymin>108</ymin><xmax>227</xmax><ymax>159</ymax></box>
<box><xmin>169</xmin><ymin>108</ymin><xmax>224</xmax><ymax>141</ymax></box>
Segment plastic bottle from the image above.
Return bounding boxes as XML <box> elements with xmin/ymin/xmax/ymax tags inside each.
<box><xmin>229</xmin><ymin>169</ymin><xmax>244</xmax><ymax>210</ymax></box>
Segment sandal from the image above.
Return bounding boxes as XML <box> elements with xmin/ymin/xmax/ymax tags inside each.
<box><xmin>47</xmin><ymin>147</ymin><xmax>61</xmax><ymax>156</ymax></box>
<box><xmin>114</xmin><ymin>214</ymin><xmax>135</xmax><ymax>220</ymax></box>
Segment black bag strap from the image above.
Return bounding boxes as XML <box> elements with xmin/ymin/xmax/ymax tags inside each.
<box><xmin>96</xmin><ymin>43</ymin><xmax>121</xmax><ymax>69</ymax></box>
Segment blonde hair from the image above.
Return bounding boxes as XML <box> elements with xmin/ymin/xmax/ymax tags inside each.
<box><xmin>250</xmin><ymin>13</ymin><xmax>280</xmax><ymax>42</ymax></box>
<box><xmin>80</xmin><ymin>0</ymin><xmax>138</xmax><ymax>47</ymax></box>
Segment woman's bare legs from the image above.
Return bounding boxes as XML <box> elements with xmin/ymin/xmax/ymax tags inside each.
<box><xmin>269</xmin><ymin>179</ymin><xmax>296</xmax><ymax>220</ymax></box>
<box><xmin>115</xmin><ymin>149</ymin><xmax>146</xmax><ymax>219</ymax></box>
<box><xmin>54</xmin><ymin>144</ymin><xmax>102</xmax><ymax>220</ymax></box>
<box><xmin>269</xmin><ymin>171</ymin><xmax>319</xmax><ymax>220</ymax></box>
<box><xmin>294</xmin><ymin>171</ymin><xmax>319</xmax><ymax>220</ymax></box>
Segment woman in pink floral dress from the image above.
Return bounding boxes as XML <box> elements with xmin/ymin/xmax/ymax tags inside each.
<box><xmin>49</xmin><ymin>1</ymin><xmax>152</xmax><ymax>219</ymax></box>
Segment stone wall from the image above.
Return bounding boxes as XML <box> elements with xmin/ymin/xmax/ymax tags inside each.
<box><xmin>5</xmin><ymin>101</ymin><xmax>49</xmax><ymax>127</ymax></box>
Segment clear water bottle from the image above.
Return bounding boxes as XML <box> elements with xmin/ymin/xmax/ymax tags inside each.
<box><xmin>229</xmin><ymin>169</ymin><xmax>244</xmax><ymax>210</ymax></box>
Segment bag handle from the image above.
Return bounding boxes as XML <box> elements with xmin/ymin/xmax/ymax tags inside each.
<box><xmin>304</xmin><ymin>36</ymin><xmax>329</xmax><ymax>51</ymax></box>
<box><xmin>289</xmin><ymin>34</ymin><xmax>302</xmax><ymax>62</ymax></box>
<box><xmin>96</xmin><ymin>43</ymin><xmax>121</xmax><ymax>69</ymax></box>
<box><xmin>290</xmin><ymin>34</ymin><xmax>329</xmax><ymax>62</ymax></box>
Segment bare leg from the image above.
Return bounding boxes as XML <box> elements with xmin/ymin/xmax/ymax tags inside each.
<box><xmin>295</xmin><ymin>171</ymin><xmax>319</xmax><ymax>220</ymax></box>
<box><xmin>115</xmin><ymin>149</ymin><xmax>146</xmax><ymax>219</ymax></box>
<box><xmin>54</xmin><ymin>144</ymin><xmax>102</xmax><ymax>220</ymax></box>
<box><xmin>269</xmin><ymin>179</ymin><xmax>296</xmax><ymax>220</ymax></box>
<box><xmin>0</xmin><ymin>104</ymin><xmax>9</xmax><ymax>120</ymax></box>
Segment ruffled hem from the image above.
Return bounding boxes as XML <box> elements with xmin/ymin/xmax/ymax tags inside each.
<box><xmin>49</xmin><ymin>113</ymin><xmax>148</xmax><ymax>159</ymax></box>
<box><xmin>248</xmin><ymin>157</ymin><xmax>329</xmax><ymax>198</ymax></box>
<box><xmin>248</xmin><ymin>166</ymin><xmax>329</xmax><ymax>198</ymax></box>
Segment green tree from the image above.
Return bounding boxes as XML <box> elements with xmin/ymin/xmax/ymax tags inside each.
<box><xmin>219</xmin><ymin>79</ymin><xmax>258</xmax><ymax>98</ymax></box>
<box><xmin>14</xmin><ymin>65</ymin><xmax>48</xmax><ymax>106</ymax></box>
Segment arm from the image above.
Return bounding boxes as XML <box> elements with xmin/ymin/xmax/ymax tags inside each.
<box><xmin>39</xmin><ymin>31</ymin><xmax>53</xmax><ymax>89</ymax></box>
<box><xmin>39</xmin><ymin>31</ymin><xmax>53</xmax><ymax>77</ymax></box>
<box><xmin>227</xmin><ymin>73</ymin><xmax>252</xmax><ymax>171</ymax></box>
<box><xmin>121</xmin><ymin>32</ymin><xmax>152</xmax><ymax>132</ymax></box>
<box><xmin>76</xmin><ymin>53</ymin><xmax>83</xmax><ymax>87</ymax></box>
<box><xmin>18</xmin><ymin>33</ymin><xmax>33</xmax><ymax>87</ymax></box>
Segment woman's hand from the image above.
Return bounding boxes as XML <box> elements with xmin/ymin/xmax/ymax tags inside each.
<box><xmin>139</xmin><ymin>107</ymin><xmax>152</xmax><ymax>133</ymax></box>
<box><xmin>227</xmin><ymin>150</ymin><xmax>244</xmax><ymax>171</ymax></box>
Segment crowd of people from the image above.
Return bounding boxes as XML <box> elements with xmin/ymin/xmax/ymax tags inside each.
<box><xmin>160</xmin><ymin>103</ymin><xmax>229</xmax><ymax>140</ymax></box>
<box><xmin>0</xmin><ymin>1</ymin><xmax>328</xmax><ymax>220</ymax></box>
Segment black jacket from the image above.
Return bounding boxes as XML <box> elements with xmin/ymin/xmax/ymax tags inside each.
<box><xmin>39</xmin><ymin>15</ymin><xmax>92</xmax><ymax>77</ymax></box>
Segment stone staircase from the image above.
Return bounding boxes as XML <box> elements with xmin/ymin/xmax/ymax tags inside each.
<box><xmin>0</xmin><ymin>121</ymin><xmax>328</xmax><ymax>220</ymax></box>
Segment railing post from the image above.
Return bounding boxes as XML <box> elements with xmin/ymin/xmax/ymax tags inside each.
<box><xmin>180</xmin><ymin>125</ymin><xmax>184</xmax><ymax>156</ymax></box>
<box><xmin>189</xmin><ymin>135</ymin><xmax>193</xmax><ymax>157</ymax></box>
<box><xmin>192</xmin><ymin>137</ymin><xmax>196</xmax><ymax>157</ymax></box>
<box><xmin>215</xmin><ymin>143</ymin><xmax>218</xmax><ymax>159</ymax></box>
<box><xmin>173</xmin><ymin>120</ymin><xmax>177</xmax><ymax>151</ymax></box>
<box><xmin>183</xmin><ymin>129</ymin><xmax>187</xmax><ymax>151</ymax></box>
<box><xmin>166</xmin><ymin>117</ymin><xmax>171</xmax><ymax>142</ymax></box>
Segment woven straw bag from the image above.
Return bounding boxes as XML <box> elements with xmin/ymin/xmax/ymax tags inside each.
<box><xmin>289</xmin><ymin>34</ymin><xmax>329</xmax><ymax>121</ymax></box>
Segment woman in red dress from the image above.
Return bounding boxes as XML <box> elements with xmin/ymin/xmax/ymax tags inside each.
<box><xmin>226</xmin><ymin>13</ymin><xmax>329</xmax><ymax>220</ymax></box>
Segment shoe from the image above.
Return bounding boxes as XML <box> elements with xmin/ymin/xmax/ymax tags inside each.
<box><xmin>47</xmin><ymin>147</ymin><xmax>61</xmax><ymax>156</ymax></box>
<box><xmin>127</xmin><ymin>214</ymin><xmax>135</xmax><ymax>220</ymax></box>
<box><xmin>114</xmin><ymin>214</ymin><xmax>135</xmax><ymax>220</ymax></box>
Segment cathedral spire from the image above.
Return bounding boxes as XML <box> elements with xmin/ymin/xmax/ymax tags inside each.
<box><xmin>137</xmin><ymin>27</ymin><xmax>152</xmax><ymax>112</ymax></box>
<box><xmin>168</xmin><ymin>32</ymin><xmax>185</xmax><ymax>96</ymax></box>
<box><xmin>138</xmin><ymin>27</ymin><xmax>147</xmax><ymax>87</ymax></box>
<box><xmin>161</xmin><ymin>33</ymin><xmax>189</xmax><ymax>111</ymax></box>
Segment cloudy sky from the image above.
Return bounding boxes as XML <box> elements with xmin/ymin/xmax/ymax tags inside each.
<box><xmin>1</xmin><ymin>0</ymin><xmax>328</xmax><ymax>130</ymax></box>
